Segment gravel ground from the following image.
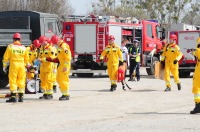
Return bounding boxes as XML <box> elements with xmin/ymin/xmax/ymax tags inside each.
<box><xmin>0</xmin><ymin>68</ymin><xmax>199</xmax><ymax>132</ymax></box>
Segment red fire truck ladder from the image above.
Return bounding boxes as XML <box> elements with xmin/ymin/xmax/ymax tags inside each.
<box><xmin>97</xmin><ymin>22</ymin><xmax>106</xmax><ymax>58</ymax></box>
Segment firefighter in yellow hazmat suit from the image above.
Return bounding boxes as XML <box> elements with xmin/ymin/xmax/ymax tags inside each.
<box><xmin>50</xmin><ymin>39</ymin><xmax>58</xmax><ymax>93</ymax></box>
<box><xmin>160</xmin><ymin>34</ymin><xmax>183</xmax><ymax>92</ymax></box>
<box><xmin>3</xmin><ymin>33</ymin><xmax>29</xmax><ymax>103</ymax></box>
<box><xmin>100</xmin><ymin>35</ymin><xmax>123</xmax><ymax>91</ymax></box>
<box><xmin>38</xmin><ymin>36</ymin><xmax>55</xmax><ymax>100</ymax></box>
<box><xmin>46</xmin><ymin>35</ymin><xmax>71</xmax><ymax>100</ymax></box>
<box><xmin>190</xmin><ymin>37</ymin><xmax>200</xmax><ymax>114</ymax></box>
<box><xmin>26</xmin><ymin>39</ymin><xmax>40</xmax><ymax>80</ymax></box>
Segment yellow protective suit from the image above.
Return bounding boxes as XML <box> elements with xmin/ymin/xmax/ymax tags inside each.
<box><xmin>39</xmin><ymin>43</ymin><xmax>55</xmax><ymax>95</ymax></box>
<box><xmin>100</xmin><ymin>44</ymin><xmax>123</xmax><ymax>85</ymax></box>
<box><xmin>52</xmin><ymin>46</ymin><xmax>58</xmax><ymax>87</ymax></box>
<box><xmin>3</xmin><ymin>41</ymin><xmax>29</xmax><ymax>93</ymax></box>
<box><xmin>161</xmin><ymin>43</ymin><xmax>183</xmax><ymax>87</ymax></box>
<box><xmin>56</xmin><ymin>40</ymin><xmax>71</xmax><ymax>96</ymax></box>
<box><xmin>26</xmin><ymin>44</ymin><xmax>38</xmax><ymax>79</ymax></box>
<box><xmin>192</xmin><ymin>39</ymin><xmax>200</xmax><ymax>103</ymax></box>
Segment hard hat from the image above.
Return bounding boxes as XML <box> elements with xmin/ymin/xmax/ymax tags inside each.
<box><xmin>108</xmin><ymin>35</ymin><xmax>115</xmax><ymax>40</ymax></box>
<box><xmin>47</xmin><ymin>38</ymin><xmax>52</xmax><ymax>44</ymax></box>
<box><xmin>39</xmin><ymin>36</ymin><xmax>47</xmax><ymax>44</ymax></box>
<box><xmin>51</xmin><ymin>35</ymin><xmax>59</xmax><ymax>44</ymax></box>
<box><xmin>162</xmin><ymin>41</ymin><xmax>166</xmax><ymax>46</ymax></box>
<box><xmin>13</xmin><ymin>33</ymin><xmax>21</xmax><ymax>39</ymax></box>
<box><xmin>33</xmin><ymin>39</ymin><xmax>40</xmax><ymax>48</ymax></box>
<box><xmin>133</xmin><ymin>39</ymin><xmax>139</xmax><ymax>43</ymax></box>
<box><xmin>169</xmin><ymin>34</ymin><xmax>177</xmax><ymax>40</ymax></box>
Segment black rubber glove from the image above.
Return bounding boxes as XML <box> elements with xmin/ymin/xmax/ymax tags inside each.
<box><xmin>119</xmin><ymin>61</ymin><xmax>123</xmax><ymax>67</ymax></box>
<box><xmin>173</xmin><ymin>60</ymin><xmax>178</xmax><ymax>64</ymax></box>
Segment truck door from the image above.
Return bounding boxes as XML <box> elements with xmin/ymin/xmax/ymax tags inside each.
<box><xmin>154</xmin><ymin>24</ymin><xmax>162</xmax><ymax>50</ymax></box>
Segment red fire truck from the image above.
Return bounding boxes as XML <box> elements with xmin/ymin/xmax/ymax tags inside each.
<box><xmin>168</xmin><ymin>24</ymin><xmax>200</xmax><ymax>77</ymax></box>
<box><xmin>62</xmin><ymin>15</ymin><xmax>165</xmax><ymax>77</ymax></box>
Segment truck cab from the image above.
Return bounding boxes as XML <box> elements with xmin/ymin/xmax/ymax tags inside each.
<box><xmin>0</xmin><ymin>11</ymin><xmax>62</xmax><ymax>88</ymax></box>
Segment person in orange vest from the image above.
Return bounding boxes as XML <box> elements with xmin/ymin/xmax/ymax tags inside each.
<box><xmin>37</xmin><ymin>36</ymin><xmax>55</xmax><ymax>99</ymax></box>
<box><xmin>160</xmin><ymin>34</ymin><xmax>183</xmax><ymax>91</ymax></box>
<box><xmin>190</xmin><ymin>38</ymin><xmax>200</xmax><ymax>114</ymax></box>
<box><xmin>46</xmin><ymin>35</ymin><xmax>71</xmax><ymax>100</ymax></box>
<box><xmin>26</xmin><ymin>39</ymin><xmax>40</xmax><ymax>80</ymax></box>
<box><xmin>3</xmin><ymin>33</ymin><xmax>29</xmax><ymax>102</ymax></box>
<box><xmin>100</xmin><ymin>35</ymin><xmax>123</xmax><ymax>91</ymax></box>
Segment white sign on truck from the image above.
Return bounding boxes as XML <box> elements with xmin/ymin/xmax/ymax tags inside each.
<box><xmin>178</xmin><ymin>31</ymin><xmax>200</xmax><ymax>60</ymax></box>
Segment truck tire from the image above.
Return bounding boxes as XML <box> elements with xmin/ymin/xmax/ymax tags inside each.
<box><xmin>77</xmin><ymin>73</ymin><xmax>94</xmax><ymax>77</ymax></box>
<box><xmin>179</xmin><ymin>70</ymin><xmax>190</xmax><ymax>78</ymax></box>
<box><xmin>146</xmin><ymin>57</ymin><xmax>159</xmax><ymax>75</ymax></box>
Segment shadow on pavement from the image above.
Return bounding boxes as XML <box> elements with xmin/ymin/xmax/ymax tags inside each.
<box><xmin>127</xmin><ymin>112</ymin><xmax>189</xmax><ymax>115</ymax></box>
<box><xmin>131</xmin><ymin>89</ymin><xmax>157</xmax><ymax>92</ymax></box>
<box><xmin>98</xmin><ymin>89</ymin><xmax>111</xmax><ymax>92</ymax></box>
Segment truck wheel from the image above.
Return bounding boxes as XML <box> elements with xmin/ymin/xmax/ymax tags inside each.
<box><xmin>146</xmin><ymin>57</ymin><xmax>159</xmax><ymax>75</ymax></box>
<box><xmin>179</xmin><ymin>70</ymin><xmax>190</xmax><ymax>78</ymax></box>
<box><xmin>77</xmin><ymin>73</ymin><xmax>94</xmax><ymax>77</ymax></box>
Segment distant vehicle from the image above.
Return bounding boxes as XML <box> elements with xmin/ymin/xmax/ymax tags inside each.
<box><xmin>0</xmin><ymin>11</ymin><xmax>62</xmax><ymax>88</ymax></box>
<box><xmin>62</xmin><ymin>15</ymin><xmax>165</xmax><ymax>77</ymax></box>
<box><xmin>168</xmin><ymin>24</ymin><xmax>200</xmax><ymax>77</ymax></box>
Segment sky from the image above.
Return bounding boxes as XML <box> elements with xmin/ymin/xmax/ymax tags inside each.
<box><xmin>69</xmin><ymin>0</ymin><xmax>96</xmax><ymax>15</ymax></box>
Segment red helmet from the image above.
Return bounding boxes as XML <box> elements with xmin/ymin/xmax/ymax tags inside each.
<box><xmin>33</xmin><ymin>39</ymin><xmax>40</xmax><ymax>48</ymax></box>
<box><xmin>13</xmin><ymin>33</ymin><xmax>21</xmax><ymax>39</ymax></box>
<box><xmin>51</xmin><ymin>35</ymin><xmax>59</xmax><ymax>44</ymax></box>
<box><xmin>46</xmin><ymin>38</ymin><xmax>52</xmax><ymax>44</ymax></box>
<box><xmin>162</xmin><ymin>41</ymin><xmax>166</xmax><ymax>46</ymax></box>
<box><xmin>108</xmin><ymin>35</ymin><xmax>115</xmax><ymax>40</ymax></box>
<box><xmin>39</xmin><ymin>36</ymin><xmax>47</xmax><ymax>44</ymax></box>
<box><xmin>169</xmin><ymin>34</ymin><xmax>177</xmax><ymax>40</ymax></box>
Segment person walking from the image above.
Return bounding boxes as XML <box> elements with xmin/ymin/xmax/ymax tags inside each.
<box><xmin>100</xmin><ymin>35</ymin><xmax>123</xmax><ymax>91</ymax></box>
<box><xmin>160</xmin><ymin>34</ymin><xmax>183</xmax><ymax>92</ymax></box>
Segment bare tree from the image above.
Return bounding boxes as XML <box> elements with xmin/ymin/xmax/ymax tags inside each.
<box><xmin>182</xmin><ymin>1</ymin><xmax>200</xmax><ymax>25</ymax></box>
<box><xmin>0</xmin><ymin>0</ymin><xmax>74</xmax><ymax>18</ymax></box>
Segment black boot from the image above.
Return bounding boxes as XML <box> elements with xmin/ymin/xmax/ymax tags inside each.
<box><xmin>59</xmin><ymin>95</ymin><xmax>70</xmax><ymax>101</ymax></box>
<box><xmin>110</xmin><ymin>84</ymin><xmax>117</xmax><ymax>92</ymax></box>
<box><xmin>45</xmin><ymin>94</ymin><xmax>53</xmax><ymax>100</ymax></box>
<box><xmin>39</xmin><ymin>94</ymin><xmax>47</xmax><ymax>99</ymax></box>
<box><xmin>164</xmin><ymin>86</ymin><xmax>171</xmax><ymax>92</ymax></box>
<box><xmin>18</xmin><ymin>93</ymin><xmax>24</xmax><ymax>102</ymax></box>
<box><xmin>110</xmin><ymin>85</ymin><xmax>114</xmax><ymax>92</ymax></box>
<box><xmin>53</xmin><ymin>85</ymin><xmax>57</xmax><ymax>93</ymax></box>
<box><xmin>113</xmin><ymin>84</ymin><xmax>117</xmax><ymax>91</ymax></box>
<box><xmin>6</xmin><ymin>93</ymin><xmax>17</xmax><ymax>103</ymax></box>
<box><xmin>177</xmin><ymin>83</ymin><xmax>181</xmax><ymax>91</ymax></box>
<box><xmin>190</xmin><ymin>103</ymin><xmax>200</xmax><ymax>114</ymax></box>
